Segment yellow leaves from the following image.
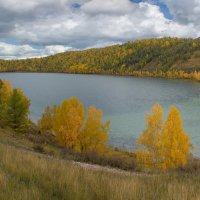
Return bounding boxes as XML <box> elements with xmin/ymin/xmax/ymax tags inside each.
<box><xmin>137</xmin><ymin>104</ymin><xmax>163</xmax><ymax>149</ymax></box>
<box><xmin>53</xmin><ymin>98</ymin><xmax>84</xmax><ymax>151</ymax></box>
<box><xmin>191</xmin><ymin>71</ymin><xmax>200</xmax><ymax>81</ymax></box>
<box><xmin>161</xmin><ymin>106</ymin><xmax>191</xmax><ymax>169</ymax></box>
<box><xmin>39</xmin><ymin>97</ymin><xmax>193</xmax><ymax>170</ymax></box>
<box><xmin>68</xmin><ymin>64</ymin><xmax>89</xmax><ymax>73</ymax></box>
<box><xmin>0</xmin><ymin>79</ymin><xmax>13</xmax><ymax>96</ymax></box>
<box><xmin>0</xmin><ymin>80</ymin><xmax>14</xmax><ymax>126</ymax></box>
<box><xmin>80</xmin><ymin>106</ymin><xmax>110</xmax><ymax>154</ymax></box>
<box><xmin>38</xmin><ymin>106</ymin><xmax>55</xmax><ymax>133</ymax></box>
<box><xmin>0</xmin><ymin>80</ymin><xmax>13</xmax><ymax>107</ymax></box>
<box><xmin>136</xmin><ymin>104</ymin><xmax>192</xmax><ymax>171</ymax></box>
<box><xmin>49</xmin><ymin>98</ymin><xmax>109</xmax><ymax>154</ymax></box>
<box><xmin>136</xmin><ymin>104</ymin><xmax>164</xmax><ymax>170</ymax></box>
<box><xmin>0</xmin><ymin>80</ymin><xmax>30</xmax><ymax>130</ymax></box>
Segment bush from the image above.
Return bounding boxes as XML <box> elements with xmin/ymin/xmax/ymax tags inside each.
<box><xmin>33</xmin><ymin>144</ymin><xmax>44</xmax><ymax>153</ymax></box>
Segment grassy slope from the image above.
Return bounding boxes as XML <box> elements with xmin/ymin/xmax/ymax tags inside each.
<box><xmin>0</xmin><ymin>128</ymin><xmax>200</xmax><ymax>200</ymax></box>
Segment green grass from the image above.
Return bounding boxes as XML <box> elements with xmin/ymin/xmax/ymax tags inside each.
<box><xmin>0</xmin><ymin>143</ymin><xmax>200</xmax><ymax>200</ymax></box>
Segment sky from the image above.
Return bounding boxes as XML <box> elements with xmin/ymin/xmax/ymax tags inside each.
<box><xmin>0</xmin><ymin>0</ymin><xmax>200</xmax><ymax>59</ymax></box>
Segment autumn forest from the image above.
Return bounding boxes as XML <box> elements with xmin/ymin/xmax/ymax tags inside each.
<box><xmin>1</xmin><ymin>38</ymin><xmax>200</xmax><ymax>80</ymax></box>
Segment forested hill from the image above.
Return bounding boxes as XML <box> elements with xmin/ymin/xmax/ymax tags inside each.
<box><xmin>1</xmin><ymin>37</ymin><xmax>200</xmax><ymax>74</ymax></box>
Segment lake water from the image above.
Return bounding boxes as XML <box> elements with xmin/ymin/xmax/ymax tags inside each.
<box><xmin>0</xmin><ymin>73</ymin><xmax>199</xmax><ymax>156</ymax></box>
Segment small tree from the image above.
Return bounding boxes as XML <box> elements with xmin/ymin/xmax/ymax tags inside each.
<box><xmin>160</xmin><ymin>106</ymin><xmax>192</xmax><ymax>169</ymax></box>
<box><xmin>38</xmin><ymin>105</ymin><xmax>55</xmax><ymax>133</ymax></box>
<box><xmin>53</xmin><ymin>97</ymin><xmax>84</xmax><ymax>151</ymax></box>
<box><xmin>136</xmin><ymin>104</ymin><xmax>192</xmax><ymax>170</ymax></box>
<box><xmin>80</xmin><ymin>106</ymin><xmax>110</xmax><ymax>154</ymax></box>
<box><xmin>135</xmin><ymin>104</ymin><xmax>163</xmax><ymax>169</ymax></box>
<box><xmin>0</xmin><ymin>80</ymin><xmax>13</xmax><ymax>126</ymax></box>
<box><xmin>7</xmin><ymin>88</ymin><xmax>30</xmax><ymax>130</ymax></box>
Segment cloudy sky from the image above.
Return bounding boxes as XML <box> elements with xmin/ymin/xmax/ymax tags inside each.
<box><xmin>0</xmin><ymin>0</ymin><xmax>200</xmax><ymax>59</ymax></box>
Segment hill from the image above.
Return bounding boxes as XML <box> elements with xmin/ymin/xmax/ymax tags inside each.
<box><xmin>0</xmin><ymin>128</ymin><xmax>200</xmax><ymax>200</ymax></box>
<box><xmin>1</xmin><ymin>38</ymin><xmax>200</xmax><ymax>75</ymax></box>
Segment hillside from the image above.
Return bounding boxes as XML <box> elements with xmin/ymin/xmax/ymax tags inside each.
<box><xmin>0</xmin><ymin>128</ymin><xmax>200</xmax><ymax>200</ymax></box>
<box><xmin>1</xmin><ymin>38</ymin><xmax>200</xmax><ymax>74</ymax></box>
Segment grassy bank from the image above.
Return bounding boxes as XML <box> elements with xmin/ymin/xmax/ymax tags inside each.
<box><xmin>0</xmin><ymin>127</ymin><xmax>199</xmax><ymax>172</ymax></box>
<box><xmin>0</xmin><ymin>143</ymin><xmax>199</xmax><ymax>200</ymax></box>
<box><xmin>0</xmin><ymin>128</ymin><xmax>200</xmax><ymax>200</ymax></box>
<box><xmin>0</xmin><ymin>127</ymin><xmax>137</xmax><ymax>171</ymax></box>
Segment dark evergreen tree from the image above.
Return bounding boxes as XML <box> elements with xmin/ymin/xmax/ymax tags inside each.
<box><xmin>7</xmin><ymin>89</ymin><xmax>30</xmax><ymax>130</ymax></box>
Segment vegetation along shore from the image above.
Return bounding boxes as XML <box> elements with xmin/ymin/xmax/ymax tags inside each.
<box><xmin>0</xmin><ymin>78</ymin><xmax>199</xmax><ymax>199</ymax></box>
<box><xmin>0</xmin><ymin>79</ymin><xmax>199</xmax><ymax>172</ymax></box>
<box><xmin>1</xmin><ymin>37</ymin><xmax>200</xmax><ymax>81</ymax></box>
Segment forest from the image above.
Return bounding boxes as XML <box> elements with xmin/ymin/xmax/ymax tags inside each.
<box><xmin>1</xmin><ymin>37</ymin><xmax>200</xmax><ymax>78</ymax></box>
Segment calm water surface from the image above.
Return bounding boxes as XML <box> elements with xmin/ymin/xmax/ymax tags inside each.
<box><xmin>0</xmin><ymin>73</ymin><xmax>199</xmax><ymax>156</ymax></box>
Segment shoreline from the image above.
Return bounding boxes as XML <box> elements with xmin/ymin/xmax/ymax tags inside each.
<box><xmin>0</xmin><ymin>69</ymin><xmax>200</xmax><ymax>82</ymax></box>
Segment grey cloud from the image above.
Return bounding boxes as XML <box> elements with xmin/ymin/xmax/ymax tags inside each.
<box><xmin>0</xmin><ymin>0</ymin><xmax>200</xmax><ymax>59</ymax></box>
<box><xmin>161</xmin><ymin>0</ymin><xmax>200</xmax><ymax>25</ymax></box>
<box><xmin>11</xmin><ymin>1</ymin><xmax>198</xmax><ymax>47</ymax></box>
<box><xmin>81</xmin><ymin>0</ymin><xmax>134</xmax><ymax>15</ymax></box>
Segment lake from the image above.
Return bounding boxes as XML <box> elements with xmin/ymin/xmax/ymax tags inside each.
<box><xmin>0</xmin><ymin>73</ymin><xmax>199</xmax><ymax>156</ymax></box>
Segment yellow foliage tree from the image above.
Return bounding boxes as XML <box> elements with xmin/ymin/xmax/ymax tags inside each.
<box><xmin>53</xmin><ymin>97</ymin><xmax>84</xmax><ymax>151</ymax></box>
<box><xmin>135</xmin><ymin>104</ymin><xmax>163</xmax><ymax>169</ymax></box>
<box><xmin>136</xmin><ymin>104</ymin><xmax>192</xmax><ymax>170</ymax></box>
<box><xmin>46</xmin><ymin>98</ymin><xmax>110</xmax><ymax>154</ymax></box>
<box><xmin>80</xmin><ymin>106</ymin><xmax>110</xmax><ymax>154</ymax></box>
<box><xmin>0</xmin><ymin>80</ymin><xmax>13</xmax><ymax>126</ymax></box>
<box><xmin>0</xmin><ymin>80</ymin><xmax>13</xmax><ymax>101</ymax></box>
<box><xmin>160</xmin><ymin>106</ymin><xmax>192</xmax><ymax>169</ymax></box>
<box><xmin>38</xmin><ymin>105</ymin><xmax>55</xmax><ymax>133</ymax></box>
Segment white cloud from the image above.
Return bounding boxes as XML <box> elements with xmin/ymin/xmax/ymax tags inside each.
<box><xmin>0</xmin><ymin>0</ymin><xmax>76</xmax><ymax>12</ymax></box>
<box><xmin>81</xmin><ymin>0</ymin><xmax>134</xmax><ymax>14</ymax></box>
<box><xmin>11</xmin><ymin>1</ymin><xmax>200</xmax><ymax>46</ymax></box>
<box><xmin>45</xmin><ymin>45</ymin><xmax>72</xmax><ymax>55</ymax></box>
<box><xmin>0</xmin><ymin>0</ymin><xmax>200</xmax><ymax>59</ymax></box>
<box><xmin>0</xmin><ymin>42</ymin><xmax>71</xmax><ymax>59</ymax></box>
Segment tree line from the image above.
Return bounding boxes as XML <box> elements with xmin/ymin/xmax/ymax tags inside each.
<box><xmin>0</xmin><ymin>79</ymin><xmax>193</xmax><ymax>171</ymax></box>
<box><xmin>1</xmin><ymin>37</ymin><xmax>200</xmax><ymax>77</ymax></box>
<box><xmin>0</xmin><ymin>80</ymin><xmax>30</xmax><ymax>130</ymax></box>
